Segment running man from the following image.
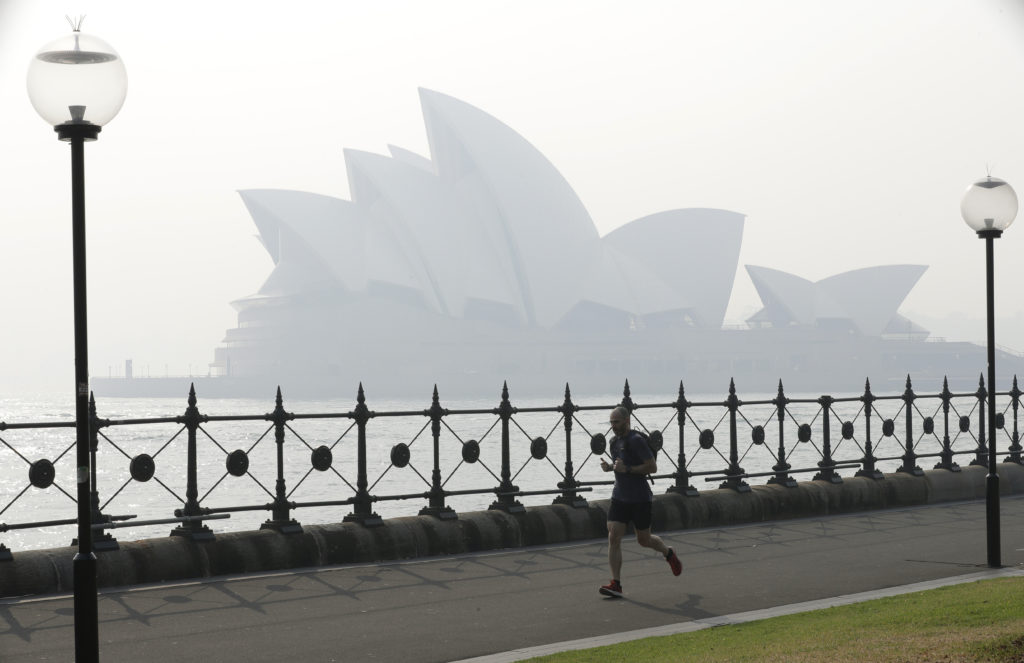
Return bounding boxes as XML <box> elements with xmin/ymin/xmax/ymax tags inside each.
<box><xmin>599</xmin><ymin>406</ymin><xmax>682</xmax><ymax>597</ymax></box>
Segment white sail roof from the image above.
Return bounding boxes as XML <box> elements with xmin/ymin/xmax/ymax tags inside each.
<box><xmin>419</xmin><ymin>88</ymin><xmax>600</xmax><ymax>327</ymax></box>
<box><xmin>603</xmin><ymin>209</ymin><xmax>745</xmax><ymax>328</ymax></box>
<box><xmin>746</xmin><ymin>264</ymin><xmax>928</xmax><ymax>336</ymax></box>
<box><xmin>238</xmin><ymin>189</ymin><xmax>366</xmax><ymax>292</ymax></box>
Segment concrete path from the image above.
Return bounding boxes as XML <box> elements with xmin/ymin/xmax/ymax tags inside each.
<box><xmin>2</xmin><ymin>496</ymin><xmax>1023</xmax><ymax>663</ymax></box>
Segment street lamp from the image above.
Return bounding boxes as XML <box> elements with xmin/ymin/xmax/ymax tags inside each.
<box><xmin>27</xmin><ymin>19</ymin><xmax>126</xmax><ymax>663</ymax></box>
<box><xmin>960</xmin><ymin>175</ymin><xmax>1018</xmax><ymax>569</ymax></box>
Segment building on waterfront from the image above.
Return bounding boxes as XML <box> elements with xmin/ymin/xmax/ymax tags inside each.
<box><xmin>95</xmin><ymin>89</ymin><xmax>1018</xmax><ymax>399</ymax></box>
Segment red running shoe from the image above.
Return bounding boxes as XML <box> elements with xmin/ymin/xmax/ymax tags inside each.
<box><xmin>666</xmin><ymin>547</ymin><xmax>682</xmax><ymax>576</ymax></box>
<box><xmin>599</xmin><ymin>579</ymin><xmax>623</xmax><ymax>598</ymax></box>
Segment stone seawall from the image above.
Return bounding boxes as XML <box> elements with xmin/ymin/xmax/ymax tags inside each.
<box><xmin>3</xmin><ymin>464</ymin><xmax>1023</xmax><ymax>599</ymax></box>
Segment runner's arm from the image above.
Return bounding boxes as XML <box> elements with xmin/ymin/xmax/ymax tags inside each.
<box><xmin>629</xmin><ymin>456</ymin><xmax>657</xmax><ymax>475</ymax></box>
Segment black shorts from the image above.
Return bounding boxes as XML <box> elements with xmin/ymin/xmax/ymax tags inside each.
<box><xmin>607</xmin><ymin>498</ymin><xmax>653</xmax><ymax>531</ymax></box>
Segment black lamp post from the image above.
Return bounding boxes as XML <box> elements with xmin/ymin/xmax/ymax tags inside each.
<box><xmin>27</xmin><ymin>19</ymin><xmax>127</xmax><ymax>663</ymax></box>
<box><xmin>960</xmin><ymin>175</ymin><xmax>1018</xmax><ymax>569</ymax></box>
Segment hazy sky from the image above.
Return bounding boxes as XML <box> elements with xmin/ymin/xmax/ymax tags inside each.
<box><xmin>2</xmin><ymin>0</ymin><xmax>1024</xmax><ymax>394</ymax></box>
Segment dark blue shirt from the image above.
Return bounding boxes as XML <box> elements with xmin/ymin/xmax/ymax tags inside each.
<box><xmin>610</xmin><ymin>430</ymin><xmax>653</xmax><ymax>503</ymax></box>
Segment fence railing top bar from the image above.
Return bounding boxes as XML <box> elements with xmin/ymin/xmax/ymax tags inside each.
<box><xmin>728</xmin><ymin>398</ymin><xmax>777</xmax><ymax>406</ymax></box>
<box><xmin>629</xmin><ymin>401</ymin><xmax>679</xmax><ymax>410</ymax></box>
<box><xmin>102</xmin><ymin>416</ymin><xmax>180</xmax><ymax>427</ymax></box>
<box><xmin>686</xmin><ymin>399</ymin><xmax>734</xmax><ymax>407</ymax></box>
<box><xmin>6</xmin><ymin>383</ymin><xmax>1016</xmax><ymax>433</ymax></box>
<box><xmin>783</xmin><ymin>396</ymin><xmax>827</xmax><ymax>404</ymax></box>
<box><xmin>371</xmin><ymin>409</ymin><xmax>433</xmax><ymax>418</ymax></box>
<box><xmin>441</xmin><ymin>407</ymin><xmax>501</xmax><ymax>416</ymax></box>
<box><xmin>936</xmin><ymin>390</ymin><xmax>987</xmax><ymax>399</ymax></box>
<box><xmin>823</xmin><ymin>395</ymin><xmax>863</xmax><ymax>404</ymax></box>
<box><xmin>289</xmin><ymin>412</ymin><xmax>353</xmax><ymax>421</ymax></box>
<box><xmin>871</xmin><ymin>393</ymin><xmax>911</xmax><ymax>402</ymax></box>
<box><xmin>203</xmin><ymin>414</ymin><xmax>270</xmax><ymax>423</ymax></box>
<box><xmin>0</xmin><ymin>420</ymin><xmax>75</xmax><ymax>430</ymax></box>
<box><xmin>505</xmin><ymin>404</ymin><xmax>563</xmax><ymax>414</ymax></box>
<box><xmin>574</xmin><ymin>403</ymin><xmax>619</xmax><ymax>412</ymax></box>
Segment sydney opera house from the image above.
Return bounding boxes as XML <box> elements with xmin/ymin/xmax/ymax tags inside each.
<box><xmin>99</xmin><ymin>89</ymin><xmax>1016</xmax><ymax>398</ymax></box>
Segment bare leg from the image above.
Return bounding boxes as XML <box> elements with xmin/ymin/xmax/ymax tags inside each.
<box><xmin>607</xmin><ymin>521</ymin><xmax>626</xmax><ymax>580</ymax></box>
<box><xmin>636</xmin><ymin>528</ymin><xmax>669</xmax><ymax>556</ymax></box>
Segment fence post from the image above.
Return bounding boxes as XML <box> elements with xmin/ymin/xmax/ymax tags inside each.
<box><xmin>935</xmin><ymin>377</ymin><xmax>960</xmax><ymax>472</ymax></box>
<box><xmin>554</xmin><ymin>384</ymin><xmax>587</xmax><ymax>507</ymax></box>
<box><xmin>668</xmin><ymin>381</ymin><xmax>698</xmax><ymax>496</ymax></box>
<box><xmin>171</xmin><ymin>384</ymin><xmax>214</xmax><ymax>541</ymax></box>
<box><xmin>490</xmin><ymin>382</ymin><xmax>524</xmax><ymax>513</ymax></box>
<box><xmin>620</xmin><ymin>379</ymin><xmax>635</xmax><ymax>413</ymax></box>
<box><xmin>344</xmin><ymin>383</ymin><xmax>382</xmax><ymax>526</ymax></box>
<box><xmin>971</xmin><ymin>374</ymin><xmax>988</xmax><ymax>467</ymax></box>
<box><xmin>1005</xmin><ymin>375</ymin><xmax>1022</xmax><ymax>465</ymax></box>
<box><xmin>421</xmin><ymin>385</ymin><xmax>457</xmax><ymax>519</ymax></box>
<box><xmin>719</xmin><ymin>379</ymin><xmax>750</xmax><ymax>492</ymax></box>
<box><xmin>897</xmin><ymin>375</ymin><xmax>924</xmax><ymax>476</ymax></box>
<box><xmin>856</xmin><ymin>378</ymin><xmax>883</xmax><ymax>480</ymax></box>
<box><xmin>768</xmin><ymin>380</ymin><xmax>796</xmax><ymax>487</ymax></box>
<box><xmin>814</xmin><ymin>394</ymin><xmax>842</xmax><ymax>483</ymax></box>
<box><xmin>262</xmin><ymin>387</ymin><xmax>302</xmax><ymax>533</ymax></box>
<box><xmin>0</xmin><ymin>415</ymin><xmax>8</xmax><ymax>559</ymax></box>
<box><xmin>86</xmin><ymin>392</ymin><xmax>118</xmax><ymax>551</ymax></box>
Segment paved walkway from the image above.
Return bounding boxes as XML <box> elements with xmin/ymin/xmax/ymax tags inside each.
<box><xmin>2</xmin><ymin>496</ymin><xmax>1023</xmax><ymax>662</ymax></box>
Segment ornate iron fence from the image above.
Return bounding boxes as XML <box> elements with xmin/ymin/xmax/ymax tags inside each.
<box><xmin>1</xmin><ymin>375</ymin><xmax>1022</xmax><ymax>558</ymax></box>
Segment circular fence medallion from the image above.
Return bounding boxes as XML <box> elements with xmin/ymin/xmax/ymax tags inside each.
<box><xmin>882</xmin><ymin>419</ymin><xmax>895</xmax><ymax>437</ymax></box>
<box><xmin>841</xmin><ymin>421</ymin><xmax>855</xmax><ymax>440</ymax></box>
<box><xmin>751</xmin><ymin>425</ymin><xmax>765</xmax><ymax>445</ymax></box>
<box><xmin>130</xmin><ymin>453</ymin><xmax>156</xmax><ymax>482</ymax></box>
<box><xmin>311</xmin><ymin>445</ymin><xmax>333</xmax><ymax>472</ymax></box>
<box><xmin>648</xmin><ymin>430</ymin><xmax>664</xmax><ymax>453</ymax></box>
<box><xmin>29</xmin><ymin>459</ymin><xmax>55</xmax><ymax>489</ymax></box>
<box><xmin>798</xmin><ymin>424</ymin><xmax>812</xmax><ymax>443</ymax></box>
<box><xmin>226</xmin><ymin>450</ymin><xmax>249</xmax><ymax>477</ymax></box>
<box><xmin>390</xmin><ymin>443</ymin><xmax>411</xmax><ymax>468</ymax></box>
<box><xmin>699</xmin><ymin>429</ymin><xmax>714</xmax><ymax>449</ymax></box>
<box><xmin>590</xmin><ymin>433</ymin><xmax>606</xmax><ymax>456</ymax></box>
<box><xmin>996</xmin><ymin>413</ymin><xmax>1005</xmax><ymax>430</ymax></box>
<box><xmin>959</xmin><ymin>416</ymin><xmax>971</xmax><ymax>433</ymax></box>
<box><xmin>462</xmin><ymin>439</ymin><xmax>480</xmax><ymax>464</ymax></box>
<box><xmin>531</xmin><ymin>437</ymin><xmax>547</xmax><ymax>460</ymax></box>
<box><xmin>922</xmin><ymin>417</ymin><xmax>935</xmax><ymax>435</ymax></box>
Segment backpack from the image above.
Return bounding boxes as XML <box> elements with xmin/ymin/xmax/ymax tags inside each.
<box><xmin>614</xmin><ymin>429</ymin><xmax>663</xmax><ymax>484</ymax></box>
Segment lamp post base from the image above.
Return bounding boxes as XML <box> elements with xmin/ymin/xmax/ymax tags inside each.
<box><xmin>986</xmin><ymin>472</ymin><xmax>1001</xmax><ymax>568</ymax></box>
<box><xmin>73</xmin><ymin>552</ymin><xmax>98</xmax><ymax>662</ymax></box>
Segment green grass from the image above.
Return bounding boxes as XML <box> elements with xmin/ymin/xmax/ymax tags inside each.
<box><xmin>521</xmin><ymin>577</ymin><xmax>1024</xmax><ymax>663</ymax></box>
